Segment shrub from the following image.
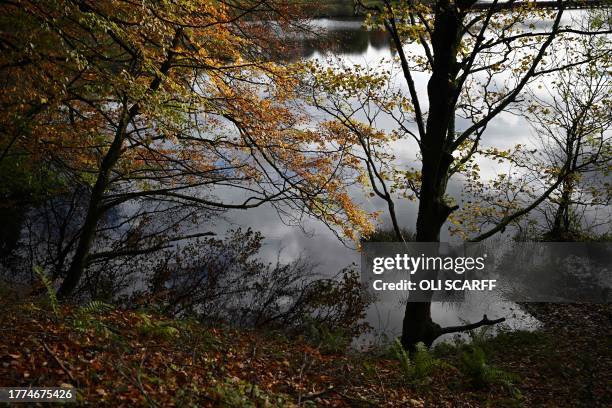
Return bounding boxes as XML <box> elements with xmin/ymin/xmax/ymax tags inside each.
<box><xmin>144</xmin><ymin>229</ymin><xmax>373</xmax><ymax>340</ymax></box>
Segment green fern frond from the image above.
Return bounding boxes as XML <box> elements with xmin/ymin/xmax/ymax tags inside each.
<box><xmin>33</xmin><ymin>266</ymin><xmax>58</xmax><ymax>316</ymax></box>
<box><xmin>70</xmin><ymin>301</ymin><xmax>115</xmax><ymax>339</ymax></box>
<box><xmin>391</xmin><ymin>338</ymin><xmax>412</xmax><ymax>376</ymax></box>
<box><xmin>460</xmin><ymin>345</ymin><xmax>520</xmax><ymax>396</ymax></box>
<box><xmin>391</xmin><ymin>339</ymin><xmax>442</xmax><ymax>382</ymax></box>
<box><xmin>412</xmin><ymin>341</ymin><xmax>443</xmax><ymax>378</ymax></box>
<box><xmin>77</xmin><ymin>300</ymin><xmax>113</xmax><ymax>316</ymax></box>
<box><xmin>467</xmin><ymin>325</ymin><xmax>493</xmax><ymax>347</ymax></box>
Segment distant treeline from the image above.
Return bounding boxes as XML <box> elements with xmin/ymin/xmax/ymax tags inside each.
<box><xmin>301</xmin><ymin>1</ymin><xmax>610</xmax><ymax>18</ymax></box>
<box><xmin>299</xmin><ymin>1</ymin><xmax>382</xmax><ymax>18</ymax></box>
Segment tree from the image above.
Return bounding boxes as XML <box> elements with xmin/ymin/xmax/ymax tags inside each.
<box><xmin>309</xmin><ymin>0</ymin><xmax>611</xmax><ymax>347</ymax></box>
<box><xmin>526</xmin><ymin>49</ymin><xmax>611</xmax><ymax>240</ymax></box>
<box><xmin>450</xmin><ymin>9</ymin><xmax>612</xmax><ymax>241</ymax></box>
<box><xmin>0</xmin><ymin>0</ymin><xmax>374</xmax><ymax>298</ymax></box>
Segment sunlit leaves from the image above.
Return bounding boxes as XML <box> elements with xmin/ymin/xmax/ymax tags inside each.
<box><xmin>0</xmin><ymin>0</ymin><xmax>379</xmax><ymax>243</ymax></box>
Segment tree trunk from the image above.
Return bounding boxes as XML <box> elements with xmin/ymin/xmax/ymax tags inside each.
<box><xmin>400</xmin><ymin>1</ymin><xmax>463</xmax><ymax>349</ymax></box>
<box><xmin>57</xmin><ymin>116</ymin><xmax>129</xmax><ymax>299</ymax></box>
<box><xmin>550</xmin><ymin>178</ymin><xmax>574</xmax><ymax>240</ymax></box>
<box><xmin>56</xmin><ymin>29</ymin><xmax>182</xmax><ymax>299</ymax></box>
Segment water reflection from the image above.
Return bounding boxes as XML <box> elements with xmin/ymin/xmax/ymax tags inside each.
<box><xmin>357</xmin><ymin>293</ymin><xmax>540</xmax><ymax>350</ymax></box>
<box><xmin>220</xmin><ymin>18</ymin><xmax>557</xmax><ymax>344</ymax></box>
<box><xmin>285</xmin><ymin>18</ymin><xmax>390</xmax><ymax>60</ymax></box>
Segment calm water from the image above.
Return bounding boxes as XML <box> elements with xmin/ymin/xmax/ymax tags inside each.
<box><xmin>213</xmin><ymin>18</ymin><xmax>560</xmax><ymax>343</ymax></box>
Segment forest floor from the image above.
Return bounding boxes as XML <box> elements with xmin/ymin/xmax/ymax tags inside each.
<box><xmin>0</xmin><ymin>297</ymin><xmax>609</xmax><ymax>407</ymax></box>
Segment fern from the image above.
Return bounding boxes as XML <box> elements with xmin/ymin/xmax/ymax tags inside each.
<box><xmin>391</xmin><ymin>339</ymin><xmax>443</xmax><ymax>383</ymax></box>
<box><xmin>33</xmin><ymin>266</ymin><xmax>58</xmax><ymax>316</ymax></box>
<box><xmin>306</xmin><ymin>321</ymin><xmax>350</xmax><ymax>354</ymax></box>
<box><xmin>143</xmin><ymin>323</ymin><xmax>179</xmax><ymax>340</ymax></box>
<box><xmin>412</xmin><ymin>342</ymin><xmax>444</xmax><ymax>379</ymax></box>
<box><xmin>460</xmin><ymin>345</ymin><xmax>520</xmax><ymax>396</ymax></box>
<box><xmin>71</xmin><ymin>300</ymin><xmax>115</xmax><ymax>338</ymax></box>
<box><xmin>77</xmin><ymin>300</ymin><xmax>113</xmax><ymax>316</ymax></box>
<box><xmin>392</xmin><ymin>338</ymin><xmax>412</xmax><ymax>376</ymax></box>
<box><xmin>467</xmin><ymin>325</ymin><xmax>493</xmax><ymax>348</ymax></box>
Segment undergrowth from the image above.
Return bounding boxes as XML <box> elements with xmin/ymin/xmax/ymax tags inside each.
<box><xmin>6</xmin><ymin>286</ymin><xmax>535</xmax><ymax>406</ymax></box>
<box><xmin>391</xmin><ymin>339</ymin><xmax>445</xmax><ymax>384</ymax></box>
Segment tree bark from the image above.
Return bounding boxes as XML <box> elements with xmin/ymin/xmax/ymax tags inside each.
<box><xmin>57</xmin><ymin>28</ymin><xmax>183</xmax><ymax>299</ymax></box>
<box><xmin>401</xmin><ymin>0</ymin><xmax>463</xmax><ymax>349</ymax></box>
<box><xmin>387</xmin><ymin>0</ymin><xmax>567</xmax><ymax>347</ymax></box>
<box><xmin>550</xmin><ymin>180</ymin><xmax>573</xmax><ymax>238</ymax></box>
<box><xmin>57</xmin><ymin>115</ymin><xmax>129</xmax><ymax>299</ymax></box>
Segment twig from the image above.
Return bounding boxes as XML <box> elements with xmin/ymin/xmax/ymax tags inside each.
<box><xmin>40</xmin><ymin>340</ymin><xmax>76</xmax><ymax>383</ymax></box>
<box><xmin>117</xmin><ymin>357</ymin><xmax>161</xmax><ymax>408</ymax></box>
<box><xmin>296</xmin><ymin>351</ymin><xmax>312</xmax><ymax>406</ymax></box>
<box><xmin>136</xmin><ymin>352</ymin><xmax>161</xmax><ymax>408</ymax></box>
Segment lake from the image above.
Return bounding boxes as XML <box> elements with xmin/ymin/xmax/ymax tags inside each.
<box><xmin>208</xmin><ymin>17</ymin><xmax>601</xmax><ymax>344</ymax></box>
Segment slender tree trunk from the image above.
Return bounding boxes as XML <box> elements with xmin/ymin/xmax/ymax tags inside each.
<box><xmin>550</xmin><ymin>133</ymin><xmax>577</xmax><ymax>239</ymax></box>
<box><xmin>56</xmin><ymin>28</ymin><xmax>182</xmax><ymax>299</ymax></box>
<box><xmin>550</xmin><ymin>178</ymin><xmax>574</xmax><ymax>239</ymax></box>
<box><xmin>401</xmin><ymin>1</ymin><xmax>462</xmax><ymax>348</ymax></box>
<box><xmin>56</xmin><ymin>116</ymin><xmax>129</xmax><ymax>299</ymax></box>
